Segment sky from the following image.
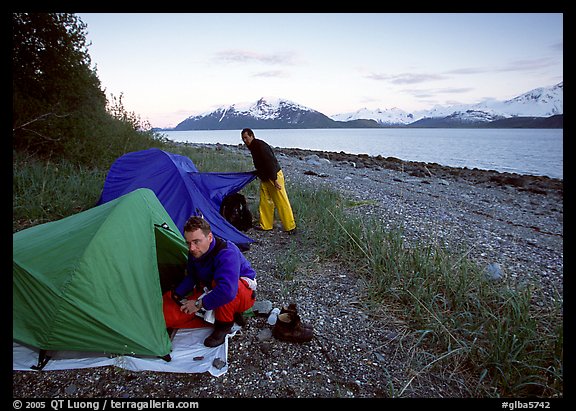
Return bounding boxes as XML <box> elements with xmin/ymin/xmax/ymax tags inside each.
<box><xmin>77</xmin><ymin>13</ymin><xmax>563</xmax><ymax>129</ymax></box>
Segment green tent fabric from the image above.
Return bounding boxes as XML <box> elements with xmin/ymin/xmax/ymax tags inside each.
<box><xmin>13</xmin><ymin>188</ymin><xmax>188</xmax><ymax>358</ymax></box>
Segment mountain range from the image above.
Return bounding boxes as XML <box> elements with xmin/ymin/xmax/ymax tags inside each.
<box><xmin>169</xmin><ymin>82</ymin><xmax>563</xmax><ymax>131</ymax></box>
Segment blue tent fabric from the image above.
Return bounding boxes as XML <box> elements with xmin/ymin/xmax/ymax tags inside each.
<box><xmin>97</xmin><ymin>148</ymin><xmax>257</xmax><ymax>248</ymax></box>
<box><xmin>187</xmin><ymin>172</ymin><xmax>255</xmax><ymax>211</ymax></box>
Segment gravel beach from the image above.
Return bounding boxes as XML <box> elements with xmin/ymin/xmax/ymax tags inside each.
<box><xmin>12</xmin><ymin>144</ymin><xmax>563</xmax><ymax>399</ymax></box>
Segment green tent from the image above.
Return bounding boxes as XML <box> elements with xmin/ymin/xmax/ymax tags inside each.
<box><xmin>13</xmin><ymin>188</ymin><xmax>188</xmax><ymax>362</ymax></box>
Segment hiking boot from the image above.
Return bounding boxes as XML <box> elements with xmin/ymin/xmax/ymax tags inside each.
<box><xmin>233</xmin><ymin>311</ymin><xmax>247</xmax><ymax>327</ymax></box>
<box><xmin>280</xmin><ymin>304</ymin><xmax>313</xmax><ymax>330</ymax></box>
<box><xmin>280</xmin><ymin>303</ymin><xmax>299</xmax><ymax>315</ymax></box>
<box><xmin>272</xmin><ymin>312</ymin><xmax>314</xmax><ymax>343</ymax></box>
<box><xmin>204</xmin><ymin>321</ymin><xmax>234</xmax><ymax>347</ymax></box>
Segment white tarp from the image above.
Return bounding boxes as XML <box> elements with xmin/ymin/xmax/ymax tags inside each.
<box><xmin>13</xmin><ymin>326</ymin><xmax>239</xmax><ymax>377</ymax></box>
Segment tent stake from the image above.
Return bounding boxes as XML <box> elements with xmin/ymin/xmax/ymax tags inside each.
<box><xmin>158</xmin><ymin>354</ymin><xmax>171</xmax><ymax>362</ymax></box>
<box><xmin>31</xmin><ymin>349</ymin><xmax>51</xmax><ymax>371</ymax></box>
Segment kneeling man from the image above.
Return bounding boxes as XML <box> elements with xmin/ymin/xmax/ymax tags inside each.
<box><xmin>164</xmin><ymin>216</ymin><xmax>256</xmax><ymax>347</ymax></box>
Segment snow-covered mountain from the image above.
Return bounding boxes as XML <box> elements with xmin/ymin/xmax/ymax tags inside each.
<box><xmin>473</xmin><ymin>81</ymin><xmax>563</xmax><ymax>118</ymax></box>
<box><xmin>171</xmin><ymin>82</ymin><xmax>563</xmax><ymax>130</ymax></box>
<box><xmin>202</xmin><ymin>96</ymin><xmax>314</xmax><ymax>120</ymax></box>
<box><xmin>173</xmin><ymin>97</ymin><xmax>341</xmax><ymax>130</ymax></box>
<box><xmin>331</xmin><ymin>82</ymin><xmax>563</xmax><ymax>126</ymax></box>
<box><xmin>331</xmin><ymin>107</ymin><xmax>417</xmax><ymax>125</ymax></box>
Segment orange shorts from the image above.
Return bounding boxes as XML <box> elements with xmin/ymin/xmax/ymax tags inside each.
<box><xmin>163</xmin><ymin>278</ymin><xmax>255</xmax><ymax>328</ymax></box>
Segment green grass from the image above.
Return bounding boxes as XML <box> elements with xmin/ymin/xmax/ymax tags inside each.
<box><xmin>12</xmin><ymin>150</ymin><xmax>107</xmax><ymax>231</ymax></box>
<box><xmin>286</xmin><ymin>182</ymin><xmax>563</xmax><ymax>398</ymax></box>
<box><xmin>12</xmin><ymin>143</ymin><xmax>563</xmax><ymax>398</ymax></box>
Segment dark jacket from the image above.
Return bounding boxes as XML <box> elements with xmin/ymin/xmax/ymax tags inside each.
<box><xmin>248</xmin><ymin>138</ymin><xmax>281</xmax><ymax>182</ymax></box>
<box><xmin>174</xmin><ymin>237</ymin><xmax>256</xmax><ymax>311</ymax></box>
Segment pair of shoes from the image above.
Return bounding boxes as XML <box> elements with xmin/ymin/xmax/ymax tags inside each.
<box><xmin>285</xmin><ymin>228</ymin><xmax>297</xmax><ymax>235</ymax></box>
<box><xmin>204</xmin><ymin>321</ymin><xmax>234</xmax><ymax>347</ymax></box>
<box><xmin>280</xmin><ymin>303</ymin><xmax>313</xmax><ymax>330</ymax></box>
<box><xmin>272</xmin><ymin>308</ymin><xmax>314</xmax><ymax>343</ymax></box>
<box><xmin>280</xmin><ymin>303</ymin><xmax>307</xmax><ymax>318</ymax></box>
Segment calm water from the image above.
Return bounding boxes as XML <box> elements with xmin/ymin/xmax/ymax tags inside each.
<box><xmin>161</xmin><ymin>128</ymin><xmax>563</xmax><ymax>180</ymax></box>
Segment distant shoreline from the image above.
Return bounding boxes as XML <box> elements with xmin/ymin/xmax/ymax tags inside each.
<box><xmin>171</xmin><ymin>140</ymin><xmax>564</xmax><ymax>196</ymax></box>
<box><xmin>162</xmin><ymin>127</ymin><xmax>563</xmax><ymax>181</ymax></box>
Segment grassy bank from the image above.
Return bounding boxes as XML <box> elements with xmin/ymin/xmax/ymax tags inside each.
<box><xmin>13</xmin><ymin>144</ymin><xmax>563</xmax><ymax>398</ymax></box>
<box><xmin>12</xmin><ymin>143</ymin><xmax>258</xmax><ymax>232</ymax></box>
<box><xmin>288</xmin><ymin>184</ymin><xmax>562</xmax><ymax>397</ymax></box>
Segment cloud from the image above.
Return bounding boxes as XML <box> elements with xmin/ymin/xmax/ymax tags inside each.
<box><xmin>550</xmin><ymin>41</ymin><xmax>563</xmax><ymax>52</ymax></box>
<box><xmin>213</xmin><ymin>49</ymin><xmax>297</xmax><ymax>65</ymax></box>
<box><xmin>252</xmin><ymin>70</ymin><xmax>288</xmax><ymax>78</ymax></box>
<box><xmin>433</xmin><ymin>87</ymin><xmax>474</xmax><ymax>94</ymax></box>
<box><xmin>496</xmin><ymin>58</ymin><xmax>560</xmax><ymax>72</ymax></box>
<box><xmin>444</xmin><ymin>67</ymin><xmax>488</xmax><ymax>75</ymax></box>
<box><xmin>404</xmin><ymin>86</ymin><xmax>473</xmax><ymax>100</ymax></box>
<box><xmin>445</xmin><ymin>58</ymin><xmax>560</xmax><ymax>76</ymax></box>
<box><xmin>365</xmin><ymin>73</ymin><xmax>446</xmax><ymax>84</ymax></box>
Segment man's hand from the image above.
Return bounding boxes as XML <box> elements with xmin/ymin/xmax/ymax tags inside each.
<box><xmin>180</xmin><ymin>299</ymin><xmax>201</xmax><ymax>315</ymax></box>
<box><xmin>273</xmin><ymin>180</ymin><xmax>282</xmax><ymax>190</ymax></box>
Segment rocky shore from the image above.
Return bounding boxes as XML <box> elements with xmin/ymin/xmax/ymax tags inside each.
<box><xmin>276</xmin><ymin>146</ymin><xmax>563</xmax><ymax>197</ymax></box>
<box><xmin>12</xmin><ymin>144</ymin><xmax>563</xmax><ymax>399</ymax></box>
<box><xmin>272</xmin><ymin>145</ymin><xmax>563</xmax><ymax>299</ymax></box>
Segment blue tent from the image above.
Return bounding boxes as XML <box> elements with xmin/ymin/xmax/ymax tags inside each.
<box><xmin>97</xmin><ymin>148</ymin><xmax>257</xmax><ymax>249</ymax></box>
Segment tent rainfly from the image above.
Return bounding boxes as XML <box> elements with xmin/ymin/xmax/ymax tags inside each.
<box><xmin>96</xmin><ymin>148</ymin><xmax>257</xmax><ymax>250</ymax></box>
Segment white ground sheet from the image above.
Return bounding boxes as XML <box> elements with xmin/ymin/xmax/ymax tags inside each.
<box><xmin>13</xmin><ymin>326</ymin><xmax>240</xmax><ymax>377</ymax></box>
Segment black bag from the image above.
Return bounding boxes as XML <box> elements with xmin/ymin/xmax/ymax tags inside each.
<box><xmin>220</xmin><ymin>193</ymin><xmax>253</xmax><ymax>232</ymax></box>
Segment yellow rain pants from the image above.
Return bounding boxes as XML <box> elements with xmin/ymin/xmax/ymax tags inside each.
<box><xmin>258</xmin><ymin>170</ymin><xmax>296</xmax><ymax>231</ymax></box>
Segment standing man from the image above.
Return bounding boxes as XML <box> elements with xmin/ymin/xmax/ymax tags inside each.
<box><xmin>241</xmin><ymin>128</ymin><xmax>296</xmax><ymax>233</ymax></box>
<box><xmin>163</xmin><ymin>216</ymin><xmax>257</xmax><ymax>347</ymax></box>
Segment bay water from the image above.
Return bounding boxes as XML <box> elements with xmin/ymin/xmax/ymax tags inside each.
<box><xmin>160</xmin><ymin>128</ymin><xmax>563</xmax><ymax>180</ymax></box>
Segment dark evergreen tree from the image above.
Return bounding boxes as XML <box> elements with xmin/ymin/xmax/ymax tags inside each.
<box><xmin>12</xmin><ymin>13</ymin><xmax>107</xmax><ymax>159</ymax></box>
